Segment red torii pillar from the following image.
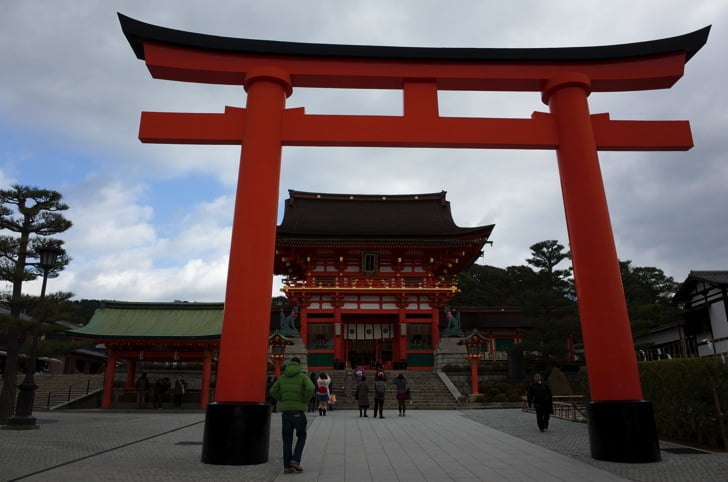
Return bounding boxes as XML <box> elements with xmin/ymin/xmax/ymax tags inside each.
<box><xmin>119</xmin><ymin>14</ymin><xmax>709</xmax><ymax>464</ymax></box>
<box><xmin>102</xmin><ymin>350</ymin><xmax>117</xmax><ymax>409</ymax></box>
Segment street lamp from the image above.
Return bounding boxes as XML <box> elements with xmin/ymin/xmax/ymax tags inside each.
<box><xmin>6</xmin><ymin>243</ymin><xmax>63</xmax><ymax>429</ymax></box>
<box><xmin>458</xmin><ymin>329</ymin><xmax>489</xmax><ymax>396</ymax></box>
<box><xmin>269</xmin><ymin>330</ymin><xmax>294</xmax><ymax>379</ymax></box>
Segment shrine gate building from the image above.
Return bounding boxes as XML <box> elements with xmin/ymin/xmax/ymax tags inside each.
<box><xmin>274</xmin><ymin>190</ymin><xmax>493</xmax><ymax>371</ymax></box>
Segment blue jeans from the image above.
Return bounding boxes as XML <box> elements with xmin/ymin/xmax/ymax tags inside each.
<box><xmin>281</xmin><ymin>410</ymin><xmax>307</xmax><ymax>467</ymax></box>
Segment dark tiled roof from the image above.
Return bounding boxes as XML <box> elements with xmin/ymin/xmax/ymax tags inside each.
<box><xmin>277</xmin><ymin>190</ymin><xmax>493</xmax><ymax>240</ymax></box>
<box><xmin>674</xmin><ymin>270</ymin><xmax>728</xmax><ymax>301</ymax></box>
<box><xmin>687</xmin><ymin>271</ymin><xmax>728</xmax><ymax>285</ymax></box>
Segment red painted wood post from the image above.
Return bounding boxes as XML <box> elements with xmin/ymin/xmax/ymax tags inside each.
<box><xmin>273</xmin><ymin>359</ymin><xmax>281</xmax><ymax>379</ymax></box>
<box><xmin>299</xmin><ymin>307</ymin><xmax>308</xmax><ymax>351</ymax></box>
<box><xmin>334</xmin><ymin>308</ymin><xmax>343</xmax><ymax>365</ymax></box>
<box><xmin>200</xmin><ymin>350</ymin><xmax>212</xmax><ymax>408</ymax></box>
<box><xmin>471</xmin><ymin>358</ymin><xmax>479</xmax><ymax>395</ymax></box>
<box><xmin>398</xmin><ymin>310</ymin><xmax>407</xmax><ymax>363</ymax></box>
<box><xmin>102</xmin><ymin>351</ymin><xmax>116</xmax><ymax>409</ymax></box>
<box><xmin>125</xmin><ymin>359</ymin><xmax>136</xmax><ymax>389</ymax></box>
<box><xmin>544</xmin><ymin>74</ymin><xmax>642</xmax><ymax>402</ymax></box>
<box><xmin>215</xmin><ymin>69</ymin><xmax>291</xmax><ymax>403</ymax></box>
<box><xmin>431</xmin><ymin>306</ymin><xmax>440</xmax><ymax>349</ymax></box>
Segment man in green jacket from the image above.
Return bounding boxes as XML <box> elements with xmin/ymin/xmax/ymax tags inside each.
<box><xmin>269</xmin><ymin>357</ymin><xmax>315</xmax><ymax>473</ymax></box>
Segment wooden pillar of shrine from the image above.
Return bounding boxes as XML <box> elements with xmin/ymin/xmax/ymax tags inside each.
<box><xmin>202</xmin><ymin>70</ymin><xmax>290</xmax><ymax>465</ymax></box>
<box><xmin>398</xmin><ymin>307</ymin><xmax>407</xmax><ymax>364</ymax></box>
<box><xmin>102</xmin><ymin>350</ymin><xmax>117</xmax><ymax>409</ymax></box>
<box><xmin>125</xmin><ymin>358</ymin><xmax>136</xmax><ymax>389</ymax></box>
<box><xmin>300</xmin><ymin>307</ymin><xmax>309</xmax><ymax>350</ymax></box>
<box><xmin>431</xmin><ymin>305</ymin><xmax>441</xmax><ymax>348</ymax></box>
<box><xmin>544</xmin><ymin>73</ymin><xmax>659</xmax><ymax>462</ymax></box>
<box><xmin>334</xmin><ymin>306</ymin><xmax>344</xmax><ymax>364</ymax></box>
<box><xmin>200</xmin><ymin>350</ymin><xmax>213</xmax><ymax>408</ymax></box>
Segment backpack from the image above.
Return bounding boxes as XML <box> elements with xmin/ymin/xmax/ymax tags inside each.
<box><xmin>374</xmin><ymin>380</ymin><xmax>386</xmax><ymax>394</ymax></box>
<box><xmin>317</xmin><ymin>385</ymin><xmax>328</xmax><ymax>394</ymax></box>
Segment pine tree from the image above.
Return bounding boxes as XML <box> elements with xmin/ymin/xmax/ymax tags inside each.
<box><xmin>0</xmin><ymin>185</ymin><xmax>71</xmax><ymax>423</ymax></box>
<box><xmin>521</xmin><ymin>240</ymin><xmax>579</xmax><ymax>360</ymax></box>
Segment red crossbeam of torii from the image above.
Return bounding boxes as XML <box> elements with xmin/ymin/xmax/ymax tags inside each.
<box><xmin>120</xmin><ymin>13</ymin><xmax>708</xmax><ymax>464</ymax></box>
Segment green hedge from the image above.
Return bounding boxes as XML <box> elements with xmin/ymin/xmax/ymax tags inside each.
<box><xmin>575</xmin><ymin>358</ymin><xmax>728</xmax><ymax>449</ymax></box>
<box><xmin>639</xmin><ymin>358</ymin><xmax>728</xmax><ymax>449</ymax></box>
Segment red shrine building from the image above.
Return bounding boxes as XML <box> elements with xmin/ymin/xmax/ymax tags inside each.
<box><xmin>274</xmin><ymin>190</ymin><xmax>494</xmax><ymax>371</ymax></box>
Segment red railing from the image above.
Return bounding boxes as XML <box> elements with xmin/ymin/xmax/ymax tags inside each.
<box><xmin>283</xmin><ymin>276</ymin><xmax>456</xmax><ymax>290</ymax></box>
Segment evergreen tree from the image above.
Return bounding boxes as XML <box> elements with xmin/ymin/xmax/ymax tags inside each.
<box><xmin>520</xmin><ymin>241</ymin><xmax>579</xmax><ymax>361</ymax></box>
<box><xmin>19</xmin><ymin>293</ymin><xmax>95</xmax><ymax>367</ymax></box>
<box><xmin>619</xmin><ymin>260</ymin><xmax>680</xmax><ymax>336</ymax></box>
<box><xmin>0</xmin><ymin>185</ymin><xmax>72</xmax><ymax>423</ymax></box>
<box><xmin>452</xmin><ymin>264</ymin><xmax>525</xmax><ymax>307</ymax></box>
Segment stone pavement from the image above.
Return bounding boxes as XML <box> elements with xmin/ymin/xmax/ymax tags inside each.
<box><xmin>0</xmin><ymin>408</ymin><xmax>726</xmax><ymax>481</ymax></box>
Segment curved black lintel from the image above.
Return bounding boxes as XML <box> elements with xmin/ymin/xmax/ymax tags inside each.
<box><xmin>118</xmin><ymin>13</ymin><xmax>709</xmax><ymax>64</ymax></box>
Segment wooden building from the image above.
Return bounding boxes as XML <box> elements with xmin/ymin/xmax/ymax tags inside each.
<box><xmin>274</xmin><ymin>190</ymin><xmax>494</xmax><ymax>370</ymax></box>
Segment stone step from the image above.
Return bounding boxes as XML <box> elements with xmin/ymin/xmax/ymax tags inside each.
<box><xmin>0</xmin><ymin>374</ymin><xmax>106</xmax><ymax>411</ymax></box>
<box><xmin>304</xmin><ymin>370</ymin><xmax>458</xmax><ymax>410</ymax></box>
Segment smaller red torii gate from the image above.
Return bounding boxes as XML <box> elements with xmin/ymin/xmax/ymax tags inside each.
<box><xmin>119</xmin><ymin>14</ymin><xmax>709</xmax><ymax>464</ymax></box>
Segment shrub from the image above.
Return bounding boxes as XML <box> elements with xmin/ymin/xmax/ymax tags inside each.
<box><xmin>639</xmin><ymin>358</ymin><xmax>728</xmax><ymax>449</ymax></box>
<box><xmin>494</xmin><ymin>382</ymin><xmax>510</xmax><ymax>393</ymax></box>
<box><xmin>474</xmin><ymin>394</ymin><xmax>489</xmax><ymax>403</ymax></box>
<box><xmin>492</xmin><ymin>393</ymin><xmax>508</xmax><ymax>403</ymax></box>
<box><xmin>507</xmin><ymin>389</ymin><xmax>524</xmax><ymax>402</ymax></box>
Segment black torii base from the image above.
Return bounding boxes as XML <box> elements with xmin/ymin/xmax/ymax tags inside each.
<box><xmin>201</xmin><ymin>402</ymin><xmax>271</xmax><ymax>465</ymax></box>
<box><xmin>587</xmin><ymin>400</ymin><xmax>661</xmax><ymax>463</ymax></box>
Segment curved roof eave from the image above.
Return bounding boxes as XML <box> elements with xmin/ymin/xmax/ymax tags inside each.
<box><xmin>119</xmin><ymin>13</ymin><xmax>709</xmax><ymax>64</ymax></box>
<box><xmin>67</xmin><ymin>332</ymin><xmax>220</xmax><ymax>341</ymax></box>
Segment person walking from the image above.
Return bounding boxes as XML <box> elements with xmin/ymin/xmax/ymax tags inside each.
<box><xmin>394</xmin><ymin>373</ymin><xmax>409</xmax><ymax>416</ymax></box>
<box><xmin>373</xmin><ymin>371</ymin><xmax>387</xmax><ymax>418</ymax></box>
<box><xmin>135</xmin><ymin>372</ymin><xmax>149</xmax><ymax>408</ymax></box>
<box><xmin>269</xmin><ymin>357</ymin><xmax>316</xmax><ymax>474</ymax></box>
<box><xmin>527</xmin><ymin>373</ymin><xmax>553</xmax><ymax>432</ymax></box>
<box><xmin>356</xmin><ymin>375</ymin><xmax>370</xmax><ymax>417</ymax></box>
<box><xmin>152</xmin><ymin>377</ymin><xmax>165</xmax><ymax>409</ymax></box>
<box><xmin>316</xmin><ymin>372</ymin><xmax>331</xmax><ymax>416</ymax></box>
<box><xmin>173</xmin><ymin>375</ymin><xmax>187</xmax><ymax>408</ymax></box>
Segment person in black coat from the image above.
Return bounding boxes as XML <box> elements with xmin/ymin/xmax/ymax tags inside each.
<box><xmin>527</xmin><ymin>373</ymin><xmax>553</xmax><ymax>432</ymax></box>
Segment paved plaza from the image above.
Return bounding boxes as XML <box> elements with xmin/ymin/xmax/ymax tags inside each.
<box><xmin>1</xmin><ymin>408</ymin><xmax>727</xmax><ymax>481</ymax></box>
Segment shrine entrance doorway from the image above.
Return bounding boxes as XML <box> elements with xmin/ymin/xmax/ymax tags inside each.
<box><xmin>346</xmin><ymin>339</ymin><xmax>394</xmax><ymax>369</ymax></box>
<box><xmin>344</xmin><ymin>321</ymin><xmax>395</xmax><ymax>369</ymax></box>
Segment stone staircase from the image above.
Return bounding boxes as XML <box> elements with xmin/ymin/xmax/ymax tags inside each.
<box><xmin>0</xmin><ymin>373</ymin><xmax>105</xmax><ymax>411</ymax></box>
<box><xmin>317</xmin><ymin>370</ymin><xmax>459</xmax><ymax>410</ymax></box>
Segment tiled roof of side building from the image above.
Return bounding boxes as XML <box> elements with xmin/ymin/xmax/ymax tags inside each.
<box><xmin>67</xmin><ymin>301</ymin><xmax>224</xmax><ymax>340</ymax></box>
<box><xmin>688</xmin><ymin>270</ymin><xmax>728</xmax><ymax>285</ymax></box>
<box><xmin>674</xmin><ymin>270</ymin><xmax>728</xmax><ymax>301</ymax></box>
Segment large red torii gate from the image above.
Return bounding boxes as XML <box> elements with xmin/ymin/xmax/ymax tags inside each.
<box><xmin>119</xmin><ymin>14</ymin><xmax>709</xmax><ymax>465</ymax></box>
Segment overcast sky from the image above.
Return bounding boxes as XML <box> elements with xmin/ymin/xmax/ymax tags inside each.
<box><xmin>1</xmin><ymin>1</ymin><xmax>725</xmax><ymax>302</ymax></box>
